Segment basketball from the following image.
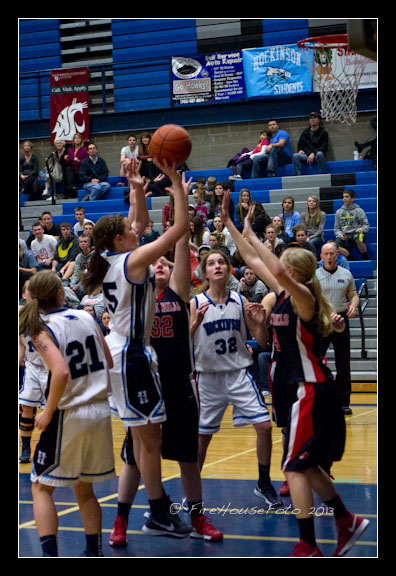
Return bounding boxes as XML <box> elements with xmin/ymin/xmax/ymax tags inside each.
<box><xmin>150</xmin><ymin>124</ymin><xmax>192</xmax><ymax>167</ymax></box>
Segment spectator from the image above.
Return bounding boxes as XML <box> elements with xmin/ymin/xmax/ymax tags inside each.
<box><xmin>279</xmin><ymin>196</ymin><xmax>301</xmax><ymax>237</ymax></box>
<box><xmin>212</xmin><ymin>216</ymin><xmax>237</xmax><ymax>256</ymax></box>
<box><xmin>52</xmin><ymin>222</ymin><xmax>81</xmax><ymax>281</ymax></box>
<box><xmin>64</xmin><ymin>132</ymin><xmax>89</xmax><ymax>198</ymax></box>
<box><xmin>286</xmin><ymin>224</ymin><xmax>318</xmax><ymax>257</ymax></box>
<box><xmin>233</xmin><ymin>130</ymin><xmax>271</xmax><ymax>178</ymax></box>
<box><xmin>138</xmin><ymin>132</ymin><xmax>156</xmax><ymax>179</ymax></box>
<box><xmin>162</xmin><ymin>195</ymin><xmax>174</xmax><ymax>231</ymax></box>
<box><xmin>19</xmin><ymin>140</ymin><xmax>41</xmax><ymax>200</ymax></box>
<box><xmin>239</xmin><ymin>266</ymin><xmax>268</xmax><ymax>303</ymax></box>
<box><xmin>140</xmin><ymin>219</ymin><xmax>160</xmax><ymax>245</ymax></box>
<box><xmin>192</xmin><ymin>189</ymin><xmax>211</xmax><ymax>222</ymax></box>
<box><xmin>83</xmin><ymin>221</ymin><xmax>95</xmax><ymax>247</ymax></box>
<box><xmin>292</xmin><ymin>112</ymin><xmax>328</xmax><ymax>175</ymax></box>
<box><xmin>251</xmin><ymin>120</ymin><xmax>292</xmax><ymax>178</ymax></box>
<box><xmin>301</xmin><ymin>195</ymin><xmax>326</xmax><ymax>257</ymax></box>
<box><xmin>316</xmin><ymin>242</ymin><xmax>360</xmax><ymax>415</ymax></box>
<box><xmin>263</xmin><ymin>224</ymin><xmax>285</xmax><ymax>257</ymax></box>
<box><xmin>19</xmin><ymin>244</ymin><xmax>37</xmax><ymax>296</ymax></box>
<box><xmin>208</xmin><ymin>182</ymin><xmax>234</xmax><ymax>228</ymax></box>
<box><xmin>271</xmin><ymin>215</ymin><xmax>290</xmax><ymax>245</ymax></box>
<box><xmin>30</xmin><ymin>221</ymin><xmax>58</xmax><ymax>271</ymax></box>
<box><xmin>235</xmin><ymin>188</ymin><xmax>253</xmax><ymax>231</ymax></box>
<box><xmin>120</xmin><ymin>134</ymin><xmax>139</xmax><ymax>178</ymax></box>
<box><xmin>250</xmin><ymin>202</ymin><xmax>272</xmax><ymax>241</ymax></box>
<box><xmin>334</xmin><ymin>189</ymin><xmax>370</xmax><ymax>260</ymax></box>
<box><xmin>354</xmin><ymin>115</ymin><xmax>377</xmax><ymax>170</ymax></box>
<box><xmin>42</xmin><ymin>139</ymin><xmax>69</xmax><ymax>200</ymax></box>
<box><xmin>73</xmin><ymin>206</ymin><xmax>94</xmax><ymax>237</ymax></box>
<box><xmin>101</xmin><ymin>311</ymin><xmax>111</xmax><ymax>335</ymax></box>
<box><xmin>189</xmin><ymin>215</ymin><xmax>211</xmax><ymax>254</ymax></box>
<box><xmin>70</xmin><ymin>234</ymin><xmax>95</xmax><ymax>299</ymax></box>
<box><xmin>40</xmin><ymin>211</ymin><xmax>62</xmax><ymax>240</ymax></box>
<box><xmin>80</xmin><ymin>285</ymin><xmax>105</xmax><ymax>321</ymax></box>
<box><xmin>80</xmin><ymin>143</ymin><xmax>111</xmax><ymax>201</ymax></box>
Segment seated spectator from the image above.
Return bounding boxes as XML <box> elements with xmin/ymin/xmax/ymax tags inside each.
<box><xmin>193</xmin><ymin>189</ymin><xmax>211</xmax><ymax>222</ymax></box>
<box><xmin>189</xmin><ymin>215</ymin><xmax>211</xmax><ymax>254</ymax></box>
<box><xmin>292</xmin><ymin>112</ymin><xmax>328</xmax><ymax>175</ymax></box>
<box><xmin>73</xmin><ymin>206</ymin><xmax>94</xmax><ymax>237</ymax></box>
<box><xmin>301</xmin><ymin>195</ymin><xmax>326</xmax><ymax>257</ymax></box>
<box><xmin>19</xmin><ymin>140</ymin><xmax>41</xmax><ymax>200</ymax></box>
<box><xmin>19</xmin><ymin>243</ymin><xmax>37</xmax><ymax>297</ymax></box>
<box><xmin>250</xmin><ymin>202</ymin><xmax>272</xmax><ymax>241</ymax></box>
<box><xmin>239</xmin><ymin>266</ymin><xmax>268</xmax><ymax>303</ymax></box>
<box><xmin>30</xmin><ymin>221</ymin><xmax>58</xmax><ymax>271</ymax></box>
<box><xmin>279</xmin><ymin>196</ymin><xmax>301</xmax><ymax>237</ymax></box>
<box><xmin>70</xmin><ymin>234</ymin><xmax>95</xmax><ymax>299</ymax></box>
<box><xmin>40</xmin><ymin>211</ymin><xmax>62</xmax><ymax>240</ymax></box>
<box><xmin>208</xmin><ymin>182</ymin><xmax>234</xmax><ymax>228</ymax></box>
<box><xmin>251</xmin><ymin>120</ymin><xmax>292</xmax><ymax>178</ymax></box>
<box><xmin>231</xmin><ymin>131</ymin><xmax>271</xmax><ymax>178</ymax></box>
<box><xmin>140</xmin><ymin>219</ymin><xmax>160</xmax><ymax>245</ymax></box>
<box><xmin>64</xmin><ymin>132</ymin><xmax>89</xmax><ymax>198</ymax></box>
<box><xmin>120</xmin><ymin>134</ymin><xmax>139</xmax><ymax>178</ymax></box>
<box><xmin>80</xmin><ymin>285</ymin><xmax>105</xmax><ymax>321</ymax></box>
<box><xmin>208</xmin><ymin>231</ymin><xmax>230</xmax><ymax>258</ymax></box>
<box><xmin>271</xmin><ymin>215</ymin><xmax>290</xmax><ymax>245</ymax></box>
<box><xmin>235</xmin><ymin>188</ymin><xmax>253</xmax><ymax>231</ymax></box>
<box><xmin>42</xmin><ymin>139</ymin><xmax>69</xmax><ymax>200</ymax></box>
<box><xmin>52</xmin><ymin>222</ymin><xmax>81</xmax><ymax>281</ymax></box>
<box><xmin>80</xmin><ymin>143</ymin><xmax>111</xmax><ymax>201</ymax></box>
<box><xmin>263</xmin><ymin>224</ymin><xmax>285</xmax><ymax>257</ymax></box>
<box><xmin>287</xmin><ymin>224</ymin><xmax>318</xmax><ymax>257</ymax></box>
<box><xmin>138</xmin><ymin>132</ymin><xmax>157</xmax><ymax>180</ymax></box>
<box><xmin>212</xmin><ymin>216</ymin><xmax>237</xmax><ymax>256</ymax></box>
<box><xmin>190</xmin><ymin>176</ymin><xmax>207</xmax><ymax>196</ymax></box>
<box><xmin>83</xmin><ymin>221</ymin><xmax>95</xmax><ymax>246</ymax></box>
<box><xmin>101</xmin><ymin>311</ymin><xmax>111</xmax><ymax>335</ymax></box>
<box><xmin>318</xmin><ymin>239</ymin><xmax>350</xmax><ymax>271</ymax></box>
<box><xmin>334</xmin><ymin>189</ymin><xmax>370</xmax><ymax>260</ymax></box>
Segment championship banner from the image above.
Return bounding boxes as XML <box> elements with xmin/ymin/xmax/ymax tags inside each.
<box><xmin>50</xmin><ymin>67</ymin><xmax>89</xmax><ymax>144</ymax></box>
<box><xmin>242</xmin><ymin>44</ymin><xmax>312</xmax><ymax>98</ymax></box>
<box><xmin>172</xmin><ymin>52</ymin><xmax>245</xmax><ymax>105</ymax></box>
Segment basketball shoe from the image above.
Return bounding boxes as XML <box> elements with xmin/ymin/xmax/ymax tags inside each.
<box><xmin>190</xmin><ymin>515</ymin><xmax>223</xmax><ymax>542</ymax></box>
<box><xmin>254</xmin><ymin>482</ymin><xmax>283</xmax><ymax>508</ymax></box>
<box><xmin>333</xmin><ymin>514</ymin><xmax>370</xmax><ymax>557</ymax></box>
<box><xmin>290</xmin><ymin>540</ymin><xmax>324</xmax><ymax>557</ymax></box>
<box><xmin>109</xmin><ymin>515</ymin><xmax>128</xmax><ymax>547</ymax></box>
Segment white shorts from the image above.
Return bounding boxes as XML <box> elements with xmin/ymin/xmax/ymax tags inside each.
<box><xmin>105</xmin><ymin>332</ymin><xmax>166</xmax><ymax>428</ymax></box>
<box><xmin>196</xmin><ymin>368</ymin><xmax>270</xmax><ymax>434</ymax></box>
<box><xmin>31</xmin><ymin>399</ymin><xmax>116</xmax><ymax>487</ymax></box>
<box><xmin>19</xmin><ymin>362</ymin><xmax>48</xmax><ymax>408</ymax></box>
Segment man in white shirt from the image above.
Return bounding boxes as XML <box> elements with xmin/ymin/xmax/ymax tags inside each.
<box><xmin>30</xmin><ymin>222</ymin><xmax>58</xmax><ymax>271</ymax></box>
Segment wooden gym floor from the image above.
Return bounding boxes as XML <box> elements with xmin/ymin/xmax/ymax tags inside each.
<box><xmin>19</xmin><ymin>391</ymin><xmax>377</xmax><ymax>557</ymax></box>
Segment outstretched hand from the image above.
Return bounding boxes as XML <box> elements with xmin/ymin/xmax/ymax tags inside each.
<box><xmin>245</xmin><ymin>302</ymin><xmax>266</xmax><ymax>325</ymax></box>
<box><xmin>219</xmin><ymin>190</ymin><xmax>232</xmax><ymax>225</ymax></box>
<box><xmin>242</xmin><ymin>204</ymin><xmax>255</xmax><ymax>237</ymax></box>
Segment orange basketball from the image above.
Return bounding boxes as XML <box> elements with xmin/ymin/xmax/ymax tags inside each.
<box><xmin>150</xmin><ymin>124</ymin><xmax>192</xmax><ymax>167</ymax></box>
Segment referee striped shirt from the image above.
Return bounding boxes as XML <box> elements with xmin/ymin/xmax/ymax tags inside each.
<box><xmin>315</xmin><ymin>265</ymin><xmax>356</xmax><ymax>313</ymax></box>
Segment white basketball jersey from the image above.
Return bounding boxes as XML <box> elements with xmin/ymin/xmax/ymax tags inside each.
<box><xmin>102</xmin><ymin>251</ymin><xmax>156</xmax><ymax>342</ymax></box>
<box><xmin>41</xmin><ymin>308</ymin><xmax>111</xmax><ymax>409</ymax></box>
<box><xmin>21</xmin><ymin>333</ymin><xmax>45</xmax><ymax>368</ymax></box>
<box><xmin>192</xmin><ymin>290</ymin><xmax>252</xmax><ymax>373</ymax></box>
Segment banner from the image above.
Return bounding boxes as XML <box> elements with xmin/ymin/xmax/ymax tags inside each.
<box><xmin>172</xmin><ymin>52</ymin><xmax>245</xmax><ymax>105</ymax></box>
<box><xmin>242</xmin><ymin>44</ymin><xmax>312</xmax><ymax>98</ymax></box>
<box><xmin>312</xmin><ymin>48</ymin><xmax>377</xmax><ymax>92</ymax></box>
<box><xmin>50</xmin><ymin>67</ymin><xmax>89</xmax><ymax>144</ymax></box>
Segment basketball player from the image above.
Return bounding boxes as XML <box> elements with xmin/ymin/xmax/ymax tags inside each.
<box><xmin>190</xmin><ymin>249</ymin><xmax>282</xmax><ymax>509</ymax></box>
<box><xmin>218</xmin><ymin>195</ymin><xmax>370</xmax><ymax>557</ymax></box>
<box><xmin>19</xmin><ymin>281</ymin><xmax>48</xmax><ymax>464</ymax></box>
<box><xmin>110</xmin><ymin>220</ymin><xmax>222</xmax><ymax>545</ymax></box>
<box><xmin>83</xmin><ymin>157</ymin><xmax>190</xmax><ymax>537</ymax></box>
<box><xmin>19</xmin><ymin>271</ymin><xmax>115</xmax><ymax>557</ymax></box>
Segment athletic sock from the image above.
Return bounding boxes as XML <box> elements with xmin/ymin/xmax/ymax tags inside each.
<box><xmin>117</xmin><ymin>501</ymin><xmax>132</xmax><ymax>520</ymax></box>
<box><xmin>297</xmin><ymin>517</ymin><xmax>316</xmax><ymax>548</ymax></box>
<box><xmin>149</xmin><ymin>496</ymin><xmax>168</xmax><ymax>522</ymax></box>
<box><xmin>21</xmin><ymin>436</ymin><xmax>31</xmax><ymax>449</ymax></box>
<box><xmin>85</xmin><ymin>533</ymin><xmax>103</xmax><ymax>556</ymax></box>
<box><xmin>324</xmin><ymin>494</ymin><xmax>351</xmax><ymax>520</ymax></box>
<box><xmin>258</xmin><ymin>464</ymin><xmax>270</xmax><ymax>487</ymax></box>
<box><xmin>40</xmin><ymin>534</ymin><xmax>58</xmax><ymax>557</ymax></box>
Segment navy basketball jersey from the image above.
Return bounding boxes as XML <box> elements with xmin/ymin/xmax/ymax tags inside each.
<box><xmin>150</xmin><ymin>286</ymin><xmax>192</xmax><ymax>379</ymax></box>
<box><xmin>270</xmin><ymin>290</ymin><xmax>332</xmax><ymax>384</ymax></box>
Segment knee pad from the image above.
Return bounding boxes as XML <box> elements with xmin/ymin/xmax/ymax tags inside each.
<box><xmin>19</xmin><ymin>414</ymin><xmax>34</xmax><ymax>432</ymax></box>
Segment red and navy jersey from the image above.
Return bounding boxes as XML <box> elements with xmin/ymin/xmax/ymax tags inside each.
<box><xmin>270</xmin><ymin>290</ymin><xmax>332</xmax><ymax>385</ymax></box>
<box><xmin>151</xmin><ymin>286</ymin><xmax>193</xmax><ymax>379</ymax></box>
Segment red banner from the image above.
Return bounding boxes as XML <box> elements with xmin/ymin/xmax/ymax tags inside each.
<box><xmin>50</xmin><ymin>67</ymin><xmax>89</xmax><ymax>144</ymax></box>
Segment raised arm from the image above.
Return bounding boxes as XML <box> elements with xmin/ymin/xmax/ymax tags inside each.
<box><xmin>125</xmin><ymin>158</ymin><xmax>150</xmax><ymax>236</ymax></box>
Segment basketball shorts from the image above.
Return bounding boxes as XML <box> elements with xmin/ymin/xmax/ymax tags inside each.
<box><xmin>196</xmin><ymin>368</ymin><xmax>270</xmax><ymax>434</ymax></box>
<box><xmin>282</xmin><ymin>380</ymin><xmax>346</xmax><ymax>472</ymax></box>
<box><xmin>19</xmin><ymin>362</ymin><xmax>48</xmax><ymax>408</ymax></box>
<box><xmin>336</xmin><ymin>232</ymin><xmax>365</xmax><ymax>252</ymax></box>
<box><xmin>106</xmin><ymin>332</ymin><xmax>166</xmax><ymax>428</ymax></box>
<box><xmin>121</xmin><ymin>374</ymin><xmax>199</xmax><ymax>464</ymax></box>
<box><xmin>269</xmin><ymin>360</ymin><xmax>299</xmax><ymax>428</ymax></box>
<box><xmin>31</xmin><ymin>399</ymin><xmax>116</xmax><ymax>487</ymax></box>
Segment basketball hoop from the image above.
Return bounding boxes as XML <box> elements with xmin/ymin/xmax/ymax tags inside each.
<box><xmin>298</xmin><ymin>34</ymin><xmax>369</xmax><ymax>125</ymax></box>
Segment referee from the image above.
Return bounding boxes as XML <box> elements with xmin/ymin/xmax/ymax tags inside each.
<box><xmin>316</xmin><ymin>242</ymin><xmax>360</xmax><ymax>415</ymax></box>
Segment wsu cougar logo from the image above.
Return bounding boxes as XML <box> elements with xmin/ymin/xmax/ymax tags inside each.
<box><xmin>52</xmin><ymin>98</ymin><xmax>88</xmax><ymax>141</ymax></box>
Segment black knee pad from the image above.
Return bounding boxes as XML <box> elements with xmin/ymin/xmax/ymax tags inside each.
<box><xmin>19</xmin><ymin>414</ymin><xmax>34</xmax><ymax>432</ymax></box>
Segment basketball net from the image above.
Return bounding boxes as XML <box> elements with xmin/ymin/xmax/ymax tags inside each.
<box><xmin>298</xmin><ymin>35</ymin><xmax>369</xmax><ymax>125</ymax></box>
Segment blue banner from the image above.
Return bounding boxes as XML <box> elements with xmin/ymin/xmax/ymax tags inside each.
<box><xmin>172</xmin><ymin>52</ymin><xmax>245</xmax><ymax>105</ymax></box>
<box><xmin>242</xmin><ymin>44</ymin><xmax>312</xmax><ymax>98</ymax></box>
